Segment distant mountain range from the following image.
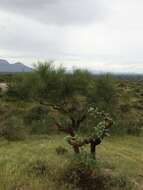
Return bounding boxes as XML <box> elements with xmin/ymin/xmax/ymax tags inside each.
<box><xmin>0</xmin><ymin>59</ymin><xmax>32</xmax><ymax>73</ymax></box>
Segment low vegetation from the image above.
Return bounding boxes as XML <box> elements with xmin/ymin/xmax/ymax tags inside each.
<box><xmin>0</xmin><ymin>135</ymin><xmax>142</xmax><ymax>190</ymax></box>
<box><xmin>0</xmin><ymin>62</ymin><xmax>142</xmax><ymax>190</ymax></box>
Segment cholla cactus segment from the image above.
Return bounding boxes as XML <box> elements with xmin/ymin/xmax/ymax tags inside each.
<box><xmin>64</xmin><ymin>107</ymin><xmax>114</xmax><ymax>154</ymax></box>
<box><xmin>94</xmin><ymin>121</ymin><xmax>106</xmax><ymax>139</ymax></box>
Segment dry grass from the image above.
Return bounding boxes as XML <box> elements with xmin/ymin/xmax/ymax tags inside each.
<box><xmin>0</xmin><ymin>135</ymin><xmax>142</xmax><ymax>189</ymax></box>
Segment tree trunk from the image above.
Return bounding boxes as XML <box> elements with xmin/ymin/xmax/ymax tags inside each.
<box><xmin>90</xmin><ymin>138</ymin><xmax>101</xmax><ymax>159</ymax></box>
<box><xmin>73</xmin><ymin>145</ymin><xmax>80</xmax><ymax>154</ymax></box>
<box><xmin>90</xmin><ymin>141</ymin><xmax>96</xmax><ymax>159</ymax></box>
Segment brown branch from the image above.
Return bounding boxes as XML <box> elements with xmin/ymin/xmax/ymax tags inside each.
<box><xmin>55</xmin><ymin>122</ymin><xmax>75</xmax><ymax>137</ymax></box>
<box><xmin>67</xmin><ymin>136</ymin><xmax>101</xmax><ymax>148</ymax></box>
<box><xmin>76</xmin><ymin>114</ymin><xmax>86</xmax><ymax>127</ymax></box>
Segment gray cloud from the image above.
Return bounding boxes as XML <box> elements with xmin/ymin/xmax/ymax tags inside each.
<box><xmin>0</xmin><ymin>0</ymin><xmax>143</xmax><ymax>73</ymax></box>
<box><xmin>0</xmin><ymin>0</ymin><xmax>108</xmax><ymax>25</ymax></box>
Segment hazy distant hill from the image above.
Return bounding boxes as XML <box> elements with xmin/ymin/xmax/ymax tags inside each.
<box><xmin>0</xmin><ymin>59</ymin><xmax>32</xmax><ymax>73</ymax></box>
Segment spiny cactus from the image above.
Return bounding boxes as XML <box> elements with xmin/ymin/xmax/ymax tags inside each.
<box><xmin>65</xmin><ymin>107</ymin><xmax>114</xmax><ymax>158</ymax></box>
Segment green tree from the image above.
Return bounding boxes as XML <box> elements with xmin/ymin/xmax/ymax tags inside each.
<box><xmin>91</xmin><ymin>74</ymin><xmax>117</xmax><ymax>112</ymax></box>
<box><xmin>7</xmin><ymin>62</ymin><xmax>114</xmax><ymax>158</ymax></box>
<box><xmin>52</xmin><ymin>95</ymin><xmax>113</xmax><ymax>158</ymax></box>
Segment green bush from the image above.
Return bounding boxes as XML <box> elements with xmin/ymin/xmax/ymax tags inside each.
<box><xmin>30</xmin><ymin>120</ymin><xmax>51</xmax><ymax>135</ymax></box>
<box><xmin>110</xmin><ymin>174</ymin><xmax>133</xmax><ymax>190</ymax></box>
<box><xmin>24</xmin><ymin>105</ymin><xmax>49</xmax><ymax>125</ymax></box>
<box><xmin>95</xmin><ymin>75</ymin><xmax>117</xmax><ymax>104</ymax></box>
<box><xmin>63</xmin><ymin>154</ymin><xmax>110</xmax><ymax>190</ymax></box>
<box><xmin>62</xmin><ymin>154</ymin><xmax>133</xmax><ymax>190</ymax></box>
<box><xmin>126</xmin><ymin>125</ymin><xmax>142</xmax><ymax>136</ymax></box>
<box><xmin>23</xmin><ymin>105</ymin><xmax>55</xmax><ymax>135</ymax></box>
<box><xmin>110</xmin><ymin>120</ymin><xmax>127</xmax><ymax>136</ymax></box>
<box><xmin>1</xmin><ymin>117</ymin><xmax>28</xmax><ymax>141</ymax></box>
<box><xmin>111</xmin><ymin>119</ymin><xmax>143</xmax><ymax>136</ymax></box>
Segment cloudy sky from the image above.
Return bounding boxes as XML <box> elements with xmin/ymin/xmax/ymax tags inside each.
<box><xmin>0</xmin><ymin>0</ymin><xmax>143</xmax><ymax>73</ymax></box>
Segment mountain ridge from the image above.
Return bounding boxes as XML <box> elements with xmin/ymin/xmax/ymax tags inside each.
<box><xmin>0</xmin><ymin>59</ymin><xmax>32</xmax><ymax>73</ymax></box>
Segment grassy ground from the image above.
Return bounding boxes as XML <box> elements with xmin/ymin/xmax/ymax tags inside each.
<box><xmin>0</xmin><ymin>135</ymin><xmax>142</xmax><ymax>190</ymax></box>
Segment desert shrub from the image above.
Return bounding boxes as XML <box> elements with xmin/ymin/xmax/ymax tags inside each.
<box><xmin>1</xmin><ymin>116</ymin><xmax>28</xmax><ymax>141</ymax></box>
<box><xmin>88</xmin><ymin>74</ymin><xmax>118</xmax><ymax>114</ymax></box>
<box><xmin>110</xmin><ymin>120</ymin><xmax>127</xmax><ymax>136</ymax></box>
<box><xmin>56</xmin><ymin>146</ymin><xmax>68</xmax><ymax>155</ymax></box>
<box><xmin>63</xmin><ymin>154</ymin><xmax>132</xmax><ymax>190</ymax></box>
<box><xmin>23</xmin><ymin>105</ymin><xmax>55</xmax><ymax>135</ymax></box>
<box><xmin>126</xmin><ymin>125</ymin><xmax>142</xmax><ymax>136</ymax></box>
<box><xmin>29</xmin><ymin>120</ymin><xmax>51</xmax><ymax>135</ymax></box>
<box><xmin>27</xmin><ymin>159</ymin><xmax>50</xmax><ymax>177</ymax></box>
<box><xmin>111</xmin><ymin>118</ymin><xmax>143</xmax><ymax>136</ymax></box>
<box><xmin>23</xmin><ymin>105</ymin><xmax>49</xmax><ymax>125</ymax></box>
<box><xmin>123</xmin><ymin>119</ymin><xmax>143</xmax><ymax>136</ymax></box>
<box><xmin>7</xmin><ymin>73</ymin><xmax>37</xmax><ymax>100</ymax></box>
<box><xmin>110</xmin><ymin>174</ymin><xmax>133</xmax><ymax>190</ymax></box>
<box><xmin>63</xmin><ymin>154</ymin><xmax>112</xmax><ymax>190</ymax></box>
